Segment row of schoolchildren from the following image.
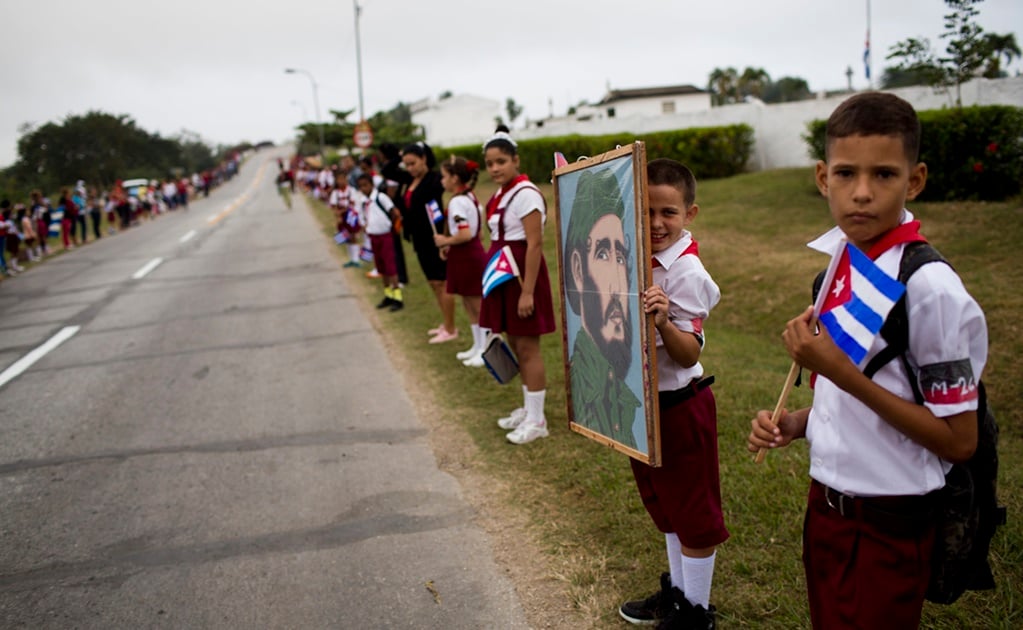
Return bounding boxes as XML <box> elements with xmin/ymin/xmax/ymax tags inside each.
<box><xmin>330</xmin><ymin>95</ymin><xmax>987</xmax><ymax>630</ymax></box>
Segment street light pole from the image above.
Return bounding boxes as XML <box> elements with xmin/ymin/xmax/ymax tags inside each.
<box><xmin>285</xmin><ymin>67</ymin><xmax>325</xmax><ymax>157</ymax></box>
<box><xmin>353</xmin><ymin>0</ymin><xmax>365</xmax><ymax>123</ymax></box>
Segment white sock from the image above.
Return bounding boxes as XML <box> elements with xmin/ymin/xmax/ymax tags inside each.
<box><xmin>524</xmin><ymin>389</ymin><xmax>546</xmax><ymax>425</ymax></box>
<box><xmin>347</xmin><ymin>244</ymin><xmax>360</xmax><ymax>261</ymax></box>
<box><xmin>682</xmin><ymin>551</ymin><xmax>716</xmax><ymax>609</ymax></box>
<box><xmin>471</xmin><ymin>324</ymin><xmax>482</xmax><ymax>352</ymax></box>
<box><xmin>665</xmin><ymin>533</ymin><xmax>684</xmax><ymax>590</ymax></box>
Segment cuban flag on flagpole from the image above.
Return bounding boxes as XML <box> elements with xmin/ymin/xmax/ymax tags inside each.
<box><xmin>863</xmin><ymin>29</ymin><xmax>871</xmax><ymax>80</ymax></box>
<box><xmin>426</xmin><ymin>199</ymin><xmax>443</xmax><ymax>226</ymax></box>
<box><xmin>481</xmin><ymin>245</ymin><xmax>520</xmax><ymax>297</ymax></box>
<box><xmin>815</xmin><ymin>239</ymin><xmax>906</xmax><ymax>366</ymax></box>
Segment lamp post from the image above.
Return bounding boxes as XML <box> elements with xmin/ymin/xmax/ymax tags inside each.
<box><xmin>285</xmin><ymin>68</ymin><xmax>325</xmax><ymax>157</ymax></box>
<box><xmin>353</xmin><ymin>0</ymin><xmax>365</xmax><ymax>123</ymax></box>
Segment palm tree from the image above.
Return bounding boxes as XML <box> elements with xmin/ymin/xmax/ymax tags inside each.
<box><xmin>980</xmin><ymin>32</ymin><xmax>1021</xmax><ymax>78</ymax></box>
<box><xmin>738</xmin><ymin>67</ymin><xmax>771</xmax><ymax>100</ymax></box>
<box><xmin>707</xmin><ymin>67</ymin><xmax>739</xmax><ymax>106</ymax></box>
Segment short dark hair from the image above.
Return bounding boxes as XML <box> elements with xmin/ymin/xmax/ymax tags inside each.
<box><xmin>825</xmin><ymin>92</ymin><xmax>921</xmax><ymax>163</ymax></box>
<box><xmin>356</xmin><ymin>173</ymin><xmax>373</xmax><ymax>185</ymax></box>
<box><xmin>647</xmin><ymin>158</ymin><xmax>696</xmax><ymax>208</ymax></box>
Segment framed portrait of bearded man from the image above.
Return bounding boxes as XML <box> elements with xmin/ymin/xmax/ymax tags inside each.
<box><xmin>552</xmin><ymin>142</ymin><xmax>661</xmax><ymax>466</ymax></box>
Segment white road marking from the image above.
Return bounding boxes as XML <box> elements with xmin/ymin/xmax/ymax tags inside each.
<box><xmin>179</xmin><ymin>230</ymin><xmax>197</xmax><ymax>243</ymax></box>
<box><xmin>132</xmin><ymin>257</ymin><xmax>164</xmax><ymax>279</ymax></box>
<box><xmin>0</xmin><ymin>326</ymin><xmax>81</xmax><ymax>389</ymax></box>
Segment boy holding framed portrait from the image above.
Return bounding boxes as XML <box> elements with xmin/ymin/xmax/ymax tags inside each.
<box><xmin>554</xmin><ymin>150</ymin><xmax>727</xmax><ymax>628</ymax></box>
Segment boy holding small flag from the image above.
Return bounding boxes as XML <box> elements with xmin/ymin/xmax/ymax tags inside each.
<box><xmin>747</xmin><ymin>92</ymin><xmax>988</xmax><ymax>628</ymax></box>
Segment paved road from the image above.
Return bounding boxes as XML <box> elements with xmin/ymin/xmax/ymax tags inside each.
<box><xmin>0</xmin><ymin>152</ymin><xmax>529</xmax><ymax>629</ymax></box>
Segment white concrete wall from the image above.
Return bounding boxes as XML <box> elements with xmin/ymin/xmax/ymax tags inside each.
<box><xmin>514</xmin><ymin>77</ymin><xmax>1023</xmax><ymax>171</ymax></box>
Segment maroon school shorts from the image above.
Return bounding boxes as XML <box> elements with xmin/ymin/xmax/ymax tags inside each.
<box><xmin>803</xmin><ymin>481</ymin><xmax>936</xmax><ymax>629</ymax></box>
<box><xmin>369</xmin><ymin>232</ymin><xmax>397</xmax><ymax>277</ymax></box>
<box><xmin>630</xmin><ymin>385</ymin><xmax>729</xmax><ymax>549</ymax></box>
<box><xmin>445</xmin><ymin>238</ymin><xmax>487</xmax><ymax>297</ymax></box>
<box><xmin>478</xmin><ymin>240</ymin><xmax>555</xmax><ymax>337</ymax></box>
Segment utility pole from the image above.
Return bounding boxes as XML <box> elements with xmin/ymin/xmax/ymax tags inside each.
<box><xmin>353</xmin><ymin>0</ymin><xmax>366</xmax><ymax>123</ymax></box>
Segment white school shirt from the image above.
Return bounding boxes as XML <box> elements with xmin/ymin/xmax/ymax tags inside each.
<box><xmin>486</xmin><ymin>181</ymin><xmax>544</xmax><ymax>241</ymax></box>
<box><xmin>651</xmin><ymin>231</ymin><xmax>720</xmax><ymax>391</ymax></box>
<box><xmin>363</xmin><ymin>190</ymin><xmax>395</xmax><ymax>236</ymax></box>
<box><xmin>805</xmin><ymin>210</ymin><xmax>988</xmax><ymax>497</ymax></box>
<box><xmin>447</xmin><ymin>193</ymin><xmax>481</xmax><ymax>238</ymax></box>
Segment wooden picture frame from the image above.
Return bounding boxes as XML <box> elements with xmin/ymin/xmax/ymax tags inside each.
<box><xmin>551</xmin><ymin>142</ymin><xmax>661</xmax><ymax>466</ymax></box>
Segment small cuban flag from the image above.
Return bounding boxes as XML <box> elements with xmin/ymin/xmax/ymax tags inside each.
<box><xmin>426</xmin><ymin>199</ymin><xmax>443</xmax><ymax>226</ymax></box>
<box><xmin>334</xmin><ymin>230</ymin><xmax>350</xmax><ymax>245</ymax></box>
<box><xmin>360</xmin><ymin>241</ymin><xmax>375</xmax><ymax>262</ymax></box>
<box><xmin>481</xmin><ymin>245</ymin><xmax>521</xmax><ymax>298</ymax></box>
<box><xmin>816</xmin><ymin>239</ymin><xmax>905</xmax><ymax>366</ymax></box>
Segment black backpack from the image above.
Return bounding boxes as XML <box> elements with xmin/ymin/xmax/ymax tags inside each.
<box><xmin>812</xmin><ymin>241</ymin><xmax>1006</xmax><ymax>605</ymax></box>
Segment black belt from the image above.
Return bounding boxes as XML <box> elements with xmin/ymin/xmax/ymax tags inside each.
<box><xmin>658</xmin><ymin>376</ymin><xmax>714</xmax><ymax>409</ymax></box>
<box><xmin>813</xmin><ymin>480</ymin><xmax>937</xmax><ymax>536</ymax></box>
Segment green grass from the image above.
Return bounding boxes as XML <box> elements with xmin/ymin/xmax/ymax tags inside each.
<box><xmin>307</xmin><ymin>169</ymin><xmax>1022</xmax><ymax>629</ymax></box>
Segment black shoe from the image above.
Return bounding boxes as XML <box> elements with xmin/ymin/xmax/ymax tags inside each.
<box><xmin>620</xmin><ymin>573</ymin><xmax>675</xmax><ymax>625</ymax></box>
<box><xmin>656</xmin><ymin>590</ymin><xmax>715</xmax><ymax>630</ymax></box>
<box><xmin>388</xmin><ymin>301</ymin><xmax>404</xmax><ymax>312</ymax></box>
<box><xmin>376</xmin><ymin>297</ymin><xmax>395</xmax><ymax>309</ymax></box>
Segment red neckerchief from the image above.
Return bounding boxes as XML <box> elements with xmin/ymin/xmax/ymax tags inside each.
<box><xmin>486</xmin><ymin>174</ymin><xmax>529</xmax><ymax>220</ymax></box>
<box><xmin>865</xmin><ymin>220</ymin><xmax>927</xmax><ymax>259</ymax></box>
<box><xmin>651</xmin><ymin>239</ymin><xmax>699</xmax><ymax>268</ymax></box>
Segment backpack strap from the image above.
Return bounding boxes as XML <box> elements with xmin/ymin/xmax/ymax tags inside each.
<box><xmin>862</xmin><ymin>242</ymin><xmax>950</xmax><ymax>402</ymax></box>
<box><xmin>807</xmin><ymin>241</ymin><xmax>949</xmax><ymax>395</ymax></box>
<box><xmin>372</xmin><ymin>194</ymin><xmax>392</xmax><ymax>227</ymax></box>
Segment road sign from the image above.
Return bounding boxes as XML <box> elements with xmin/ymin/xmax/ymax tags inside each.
<box><xmin>354</xmin><ymin>122</ymin><xmax>373</xmax><ymax>149</ymax></box>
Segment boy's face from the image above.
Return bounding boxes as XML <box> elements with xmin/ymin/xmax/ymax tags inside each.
<box><xmin>816</xmin><ymin>134</ymin><xmax>927</xmax><ymax>252</ymax></box>
<box><xmin>357</xmin><ymin>179</ymin><xmax>373</xmax><ymax>195</ymax></box>
<box><xmin>648</xmin><ymin>184</ymin><xmax>698</xmax><ymax>253</ymax></box>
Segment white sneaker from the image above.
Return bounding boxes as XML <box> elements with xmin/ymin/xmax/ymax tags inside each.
<box><xmin>456</xmin><ymin>347</ymin><xmax>476</xmax><ymax>360</ymax></box>
<box><xmin>462</xmin><ymin>351</ymin><xmax>484</xmax><ymax>368</ymax></box>
<box><xmin>497</xmin><ymin>407</ymin><xmax>526</xmax><ymax>430</ymax></box>
<box><xmin>506</xmin><ymin>420</ymin><xmax>549</xmax><ymax>444</ymax></box>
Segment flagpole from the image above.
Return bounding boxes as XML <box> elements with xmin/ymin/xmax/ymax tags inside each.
<box><xmin>754</xmin><ymin>362</ymin><xmax>800</xmax><ymax>464</ymax></box>
<box><xmin>865</xmin><ymin>0</ymin><xmax>872</xmax><ymax>89</ymax></box>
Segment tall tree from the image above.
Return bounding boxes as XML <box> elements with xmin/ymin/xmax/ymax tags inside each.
<box><xmin>980</xmin><ymin>32</ymin><xmax>1021</xmax><ymax>77</ymax></box>
<box><xmin>761</xmin><ymin>76</ymin><xmax>812</xmax><ymax>103</ymax></box>
<box><xmin>505</xmin><ymin>98</ymin><xmax>523</xmax><ymax>125</ymax></box>
<box><xmin>885</xmin><ymin>0</ymin><xmax>1013</xmax><ymax>104</ymax></box>
<box><xmin>707</xmin><ymin>67</ymin><xmax>739</xmax><ymax>106</ymax></box>
<box><xmin>738</xmin><ymin>67</ymin><xmax>771</xmax><ymax>100</ymax></box>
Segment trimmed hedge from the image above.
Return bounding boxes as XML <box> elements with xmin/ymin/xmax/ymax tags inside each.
<box><xmin>802</xmin><ymin>105</ymin><xmax>1023</xmax><ymax>201</ymax></box>
<box><xmin>434</xmin><ymin>124</ymin><xmax>754</xmax><ymax>183</ymax></box>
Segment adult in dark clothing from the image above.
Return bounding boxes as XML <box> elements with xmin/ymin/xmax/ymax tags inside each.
<box><xmin>399</xmin><ymin>142</ymin><xmax>456</xmax><ymax>340</ymax></box>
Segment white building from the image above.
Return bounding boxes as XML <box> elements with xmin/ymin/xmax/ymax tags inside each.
<box><xmin>516</xmin><ymin>77</ymin><xmax>1023</xmax><ymax>171</ymax></box>
<box><xmin>410</xmin><ymin>93</ymin><xmax>504</xmax><ymax>149</ymax></box>
<box><xmin>526</xmin><ymin>84</ymin><xmax>712</xmax><ymax>132</ymax></box>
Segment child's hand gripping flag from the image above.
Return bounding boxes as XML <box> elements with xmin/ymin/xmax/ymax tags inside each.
<box><xmin>755</xmin><ymin>238</ymin><xmax>906</xmax><ymax>464</ymax></box>
<box><xmin>481</xmin><ymin>245</ymin><xmax>520</xmax><ymax>297</ymax></box>
<box><xmin>816</xmin><ymin>238</ymin><xmax>906</xmax><ymax>366</ymax></box>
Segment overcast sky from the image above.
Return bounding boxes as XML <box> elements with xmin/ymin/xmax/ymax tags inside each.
<box><xmin>2</xmin><ymin>0</ymin><xmax>1020</xmax><ymax>168</ymax></box>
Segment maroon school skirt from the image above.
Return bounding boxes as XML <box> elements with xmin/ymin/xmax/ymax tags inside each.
<box><xmin>478</xmin><ymin>240</ymin><xmax>556</xmax><ymax>337</ymax></box>
<box><xmin>445</xmin><ymin>238</ymin><xmax>488</xmax><ymax>297</ymax></box>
